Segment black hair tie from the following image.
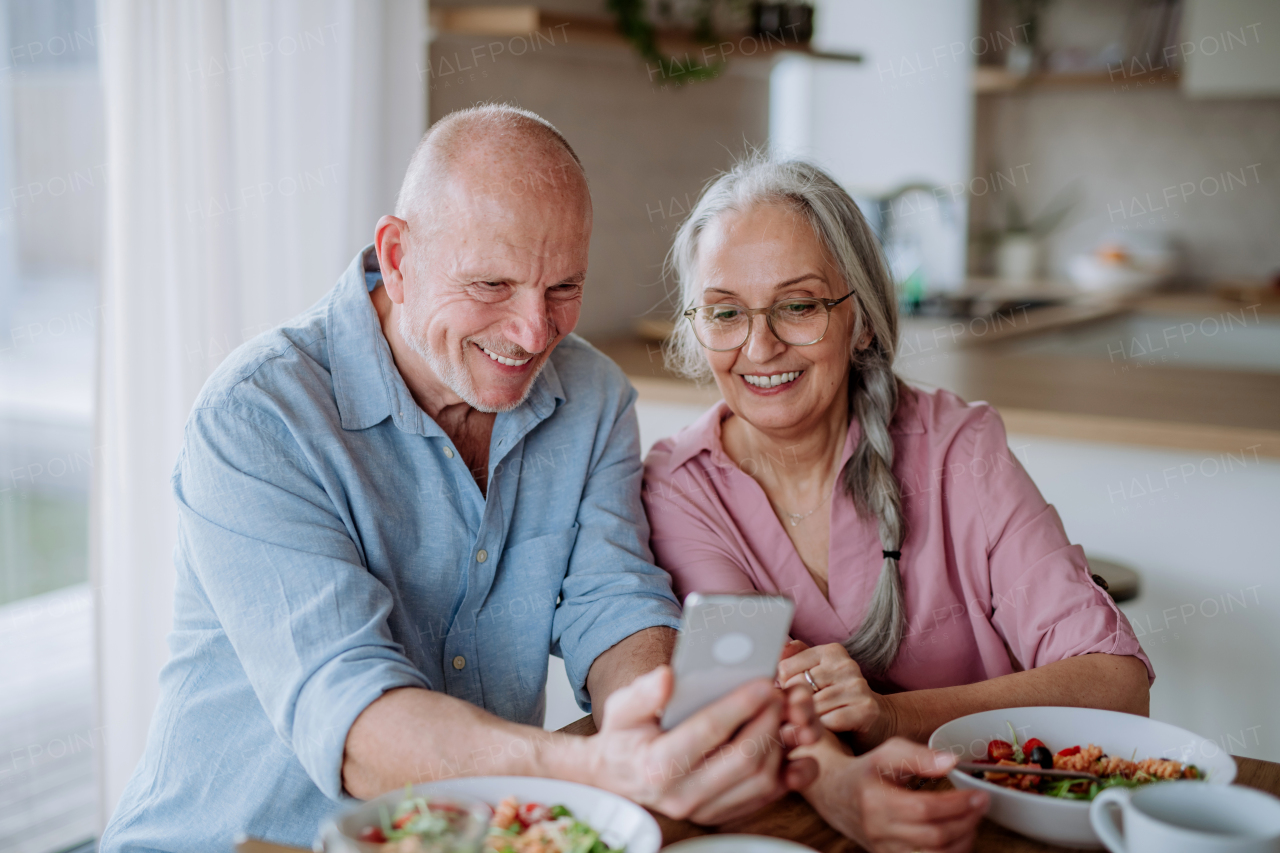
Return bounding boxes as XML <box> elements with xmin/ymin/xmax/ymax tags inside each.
<box><xmin>883</xmin><ymin>550</ymin><xmax>901</xmax><ymax>560</ymax></box>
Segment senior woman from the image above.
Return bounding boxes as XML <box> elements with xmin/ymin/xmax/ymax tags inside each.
<box><xmin>642</xmin><ymin>158</ymin><xmax>1153</xmax><ymax>852</ymax></box>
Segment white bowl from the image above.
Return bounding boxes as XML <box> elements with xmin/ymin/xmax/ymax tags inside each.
<box><xmin>928</xmin><ymin>707</ymin><xmax>1237</xmax><ymax>849</ymax></box>
<box><xmin>327</xmin><ymin>776</ymin><xmax>663</xmax><ymax>853</ymax></box>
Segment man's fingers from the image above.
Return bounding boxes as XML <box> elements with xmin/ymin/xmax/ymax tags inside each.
<box><xmin>667</xmin><ymin>697</ymin><xmax>786</xmax><ymax>821</ymax></box>
<box><xmin>602</xmin><ymin>666</ymin><xmax>671</xmax><ymax>730</ymax></box>
<box><xmin>658</xmin><ymin>678</ymin><xmax>774</xmax><ymax>759</ymax></box>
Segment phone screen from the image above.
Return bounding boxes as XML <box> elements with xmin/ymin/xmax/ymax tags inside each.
<box><xmin>660</xmin><ymin>592</ymin><xmax>795</xmax><ymax>730</ymax></box>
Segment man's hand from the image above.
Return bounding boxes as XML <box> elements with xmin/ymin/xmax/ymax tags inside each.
<box><xmin>778</xmin><ymin>640</ymin><xmax>895</xmax><ymax>748</ymax></box>
<box><xmin>587</xmin><ymin>665</ymin><xmax>821</xmax><ymax>825</ymax></box>
<box><xmin>801</xmin><ymin>734</ymin><xmax>988</xmax><ymax>853</ymax></box>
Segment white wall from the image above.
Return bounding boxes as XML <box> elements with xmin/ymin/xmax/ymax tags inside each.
<box><xmin>594</xmin><ymin>398</ymin><xmax>1280</xmax><ymax>760</ymax></box>
<box><xmin>770</xmin><ymin>0</ymin><xmax>977</xmax><ymax>291</ymax></box>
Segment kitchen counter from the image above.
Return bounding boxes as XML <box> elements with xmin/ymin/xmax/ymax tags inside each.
<box><xmin>591</xmin><ymin>294</ymin><xmax>1280</xmax><ymax>459</ymax></box>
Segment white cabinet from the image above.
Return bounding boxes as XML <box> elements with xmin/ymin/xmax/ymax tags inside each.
<box><xmin>1182</xmin><ymin>0</ymin><xmax>1280</xmax><ymax>97</ymax></box>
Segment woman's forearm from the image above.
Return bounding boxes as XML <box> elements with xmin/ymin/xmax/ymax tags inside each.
<box><xmin>884</xmin><ymin>653</ymin><xmax>1150</xmax><ymax>744</ymax></box>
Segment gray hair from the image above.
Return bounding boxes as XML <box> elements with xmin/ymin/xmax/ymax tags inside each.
<box><xmin>665</xmin><ymin>157</ymin><xmax>907</xmax><ymax>674</ymax></box>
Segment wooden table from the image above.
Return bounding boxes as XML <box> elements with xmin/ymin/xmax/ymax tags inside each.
<box><xmin>558</xmin><ymin>716</ymin><xmax>1280</xmax><ymax>852</ymax></box>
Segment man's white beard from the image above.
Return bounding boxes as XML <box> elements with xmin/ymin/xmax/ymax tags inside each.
<box><xmin>398</xmin><ymin>297</ymin><xmax>543</xmax><ymax>414</ymax></box>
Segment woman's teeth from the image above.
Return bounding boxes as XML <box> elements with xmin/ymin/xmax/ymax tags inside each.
<box><xmin>481</xmin><ymin>346</ymin><xmax>531</xmax><ymax>367</ymax></box>
<box><xmin>742</xmin><ymin>371</ymin><xmax>802</xmax><ymax>388</ymax></box>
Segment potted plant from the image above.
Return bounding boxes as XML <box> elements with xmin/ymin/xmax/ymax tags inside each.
<box><xmin>991</xmin><ymin>184</ymin><xmax>1079</xmax><ymax>283</ymax></box>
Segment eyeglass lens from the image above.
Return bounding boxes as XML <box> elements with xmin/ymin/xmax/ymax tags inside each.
<box><xmin>689</xmin><ymin>299</ymin><xmax>830</xmax><ymax>350</ymax></box>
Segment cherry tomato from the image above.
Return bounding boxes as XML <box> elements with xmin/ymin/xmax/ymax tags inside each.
<box><xmin>987</xmin><ymin>739</ymin><xmax>1015</xmax><ymax>762</ymax></box>
<box><xmin>1023</xmin><ymin>738</ymin><xmax>1046</xmax><ymax>754</ymax></box>
<box><xmin>1056</xmin><ymin>745</ymin><xmax>1081</xmax><ymax>757</ymax></box>
<box><xmin>393</xmin><ymin>808</ymin><xmax>418</xmax><ymax>830</ymax></box>
<box><xmin>517</xmin><ymin>802</ymin><xmax>552</xmax><ymax>828</ymax></box>
<box><xmin>359</xmin><ymin>826</ymin><xmax>387</xmax><ymax>843</ymax></box>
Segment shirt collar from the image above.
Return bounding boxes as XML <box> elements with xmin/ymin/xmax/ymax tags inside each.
<box><xmin>664</xmin><ymin>381</ymin><xmax>925</xmax><ymax>471</ymax></box>
<box><xmin>327</xmin><ymin>245</ymin><xmax>566</xmax><ymax>434</ymax></box>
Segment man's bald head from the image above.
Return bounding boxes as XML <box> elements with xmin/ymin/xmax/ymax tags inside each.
<box><xmin>394</xmin><ymin>104</ymin><xmax>588</xmax><ymax>231</ymax></box>
<box><xmin>374</xmin><ymin>104</ymin><xmax>592</xmax><ymax>415</ymax></box>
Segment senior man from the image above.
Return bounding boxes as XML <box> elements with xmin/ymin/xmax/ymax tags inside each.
<box><xmin>100</xmin><ymin>105</ymin><xmax>819</xmax><ymax>852</ymax></box>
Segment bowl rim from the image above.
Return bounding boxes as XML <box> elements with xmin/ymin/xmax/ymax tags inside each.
<box><xmin>928</xmin><ymin>706</ymin><xmax>1237</xmax><ymax>809</ymax></box>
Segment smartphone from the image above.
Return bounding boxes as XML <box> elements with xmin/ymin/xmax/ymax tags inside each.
<box><xmin>660</xmin><ymin>592</ymin><xmax>795</xmax><ymax>731</ymax></box>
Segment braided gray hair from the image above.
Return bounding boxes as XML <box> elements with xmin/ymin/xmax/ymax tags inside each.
<box><xmin>665</xmin><ymin>156</ymin><xmax>907</xmax><ymax>674</ymax></box>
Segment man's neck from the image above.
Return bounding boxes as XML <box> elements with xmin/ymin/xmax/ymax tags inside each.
<box><xmin>370</xmin><ymin>284</ymin><xmax>496</xmax><ymax>493</ymax></box>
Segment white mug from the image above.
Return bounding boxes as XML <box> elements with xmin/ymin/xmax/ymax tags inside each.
<box><xmin>1090</xmin><ymin>781</ymin><xmax>1280</xmax><ymax>853</ymax></box>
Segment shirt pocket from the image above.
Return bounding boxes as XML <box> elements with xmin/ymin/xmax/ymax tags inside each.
<box><xmin>495</xmin><ymin>524</ymin><xmax>580</xmax><ymax>693</ymax></box>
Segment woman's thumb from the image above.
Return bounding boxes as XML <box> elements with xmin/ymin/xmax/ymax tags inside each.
<box><xmin>867</xmin><ymin>737</ymin><xmax>957</xmax><ymax>783</ymax></box>
<box><xmin>602</xmin><ymin>665</ymin><xmax>673</xmax><ymax>730</ymax></box>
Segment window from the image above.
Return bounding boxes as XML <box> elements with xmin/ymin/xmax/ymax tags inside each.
<box><xmin>0</xmin><ymin>1</ymin><xmax>102</xmax><ymax>851</ymax></box>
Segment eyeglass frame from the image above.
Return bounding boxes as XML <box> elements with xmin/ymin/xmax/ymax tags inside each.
<box><xmin>681</xmin><ymin>291</ymin><xmax>855</xmax><ymax>352</ymax></box>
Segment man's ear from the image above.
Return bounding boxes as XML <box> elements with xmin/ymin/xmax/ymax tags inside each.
<box><xmin>374</xmin><ymin>215</ymin><xmax>410</xmax><ymax>304</ymax></box>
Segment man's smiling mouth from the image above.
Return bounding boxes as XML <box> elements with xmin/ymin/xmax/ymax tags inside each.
<box><xmin>741</xmin><ymin>370</ymin><xmax>803</xmax><ymax>388</ymax></box>
<box><xmin>478</xmin><ymin>343</ymin><xmax>533</xmax><ymax>367</ymax></box>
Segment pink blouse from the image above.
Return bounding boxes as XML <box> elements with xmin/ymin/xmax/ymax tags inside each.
<box><xmin>642</xmin><ymin>385</ymin><xmax>1154</xmax><ymax>691</ymax></box>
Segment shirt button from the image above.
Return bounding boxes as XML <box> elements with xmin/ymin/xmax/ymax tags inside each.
<box><xmin>443</xmin><ymin>447</ymin><xmax>455</xmax><ymax>459</ymax></box>
<box><xmin>452</xmin><ymin>655</ymin><xmax>466</xmax><ymax>670</ymax></box>
<box><xmin>476</xmin><ymin>549</ymin><xmax>488</xmax><ymax>563</ymax></box>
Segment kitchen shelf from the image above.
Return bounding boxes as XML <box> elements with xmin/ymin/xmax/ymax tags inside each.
<box><xmin>429</xmin><ymin>4</ymin><xmax>862</xmax><ymax>63</ymax></box>
<box><xmin>973</xmin><ymin>65</ymin><xmax>1181</xmax><ymax>94</ymax></box>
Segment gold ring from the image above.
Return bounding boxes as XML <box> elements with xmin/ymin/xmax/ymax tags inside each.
<box><xmin>803</xmin><ymin>669</ymin><xmax>818</xmax><ymax>692</ymax></box>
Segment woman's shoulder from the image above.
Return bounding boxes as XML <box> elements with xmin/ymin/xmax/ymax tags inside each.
<box><xmin>897</xmin><ymin>384</ymin><xmax>1009</xmax><ymax>457</ymax></box>
<box><xmin>896</xmin><ymin>384</ymin><xmax>1013</xmax><ymax>471</ymax></box>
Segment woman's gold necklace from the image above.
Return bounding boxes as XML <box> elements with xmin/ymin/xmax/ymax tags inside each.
<box><xmin>775</xmin><ymin>492</ymin><xmax>832</xmax><ymax>527</ymax></box>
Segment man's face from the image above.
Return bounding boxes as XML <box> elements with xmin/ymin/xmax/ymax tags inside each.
<box><xmin>398</xmin><ymin>164</ymin><xmax>591</xmax><ymax>413</ymax></box>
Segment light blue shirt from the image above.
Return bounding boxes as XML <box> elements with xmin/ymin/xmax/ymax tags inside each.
<box><xmin>101</xmin><ymin>248</ymin><xmax>682</xmax><ymax>852</ymax></box>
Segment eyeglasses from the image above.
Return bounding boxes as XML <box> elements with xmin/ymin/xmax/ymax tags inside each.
<box><xmin>682</xmin><ymin>292</ymin><xmax>853</xmax><ymax>352</ymax></box>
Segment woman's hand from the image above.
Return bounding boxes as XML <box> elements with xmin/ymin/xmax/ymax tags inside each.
<box><xmin>799</xmin><ymin>733</ymin><xmax>988</xmax><ymax>853</ymax></box>
<box><xmin>778</xmin><ymin>640</ymin><xmax>895</xmax><ymax>747</ymax></box>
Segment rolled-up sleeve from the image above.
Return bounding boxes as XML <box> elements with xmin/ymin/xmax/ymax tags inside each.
<box><xmin>175</xmin><ymin>405</ymin><xmax>430</xmax><ymax>799</ymax></box>
<box><xmin>967</xmin><ymin>407</ymin><xmax>1155</xmax><ymax>684</ymax></box>
<box><xmin>552</xmin><ymin>385</ymin><xmax>682</xmax><ymax>711</ymax></box>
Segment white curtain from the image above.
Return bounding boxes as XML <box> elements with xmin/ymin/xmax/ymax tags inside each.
<box><xmin>92</xmin><ymin>0</ymin><xmax>426</xmax><ymax>825</ymax></box>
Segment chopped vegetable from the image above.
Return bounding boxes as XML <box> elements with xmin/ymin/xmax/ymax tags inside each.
<box><xmin>987</xmin><ymin>739</ymin><xmax>1015</xmax><ymax>762</ymax></box>
<box><xmin>975</xmin><ymin>728</ymin><xmax>1201</xmax><ymax>801</ymax></box>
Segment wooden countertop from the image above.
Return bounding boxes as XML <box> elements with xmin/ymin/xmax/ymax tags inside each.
<box><xmin>559</xmin><ymin>714</ymin><xmax>1280</xmax><ymax>852</ymax></box>
<box><xmin>592</xmin><ymin>296</ymin><xmax>1280</xmax><ymax>459</ymax></box>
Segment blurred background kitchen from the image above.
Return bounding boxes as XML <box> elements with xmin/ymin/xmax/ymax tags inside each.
<box><xmin>0</xmin><ymin>0</ymin><xmax>1276</xmax><ymax>850</ymax></box>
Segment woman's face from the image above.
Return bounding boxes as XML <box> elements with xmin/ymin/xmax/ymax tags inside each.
<box><xmin>694</xmin><ymin>203</ymin><xmax>859</xmax><ymax>435</ymax></box>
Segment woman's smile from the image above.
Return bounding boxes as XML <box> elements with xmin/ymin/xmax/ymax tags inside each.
<box><xmin>739</xmin><ymin>369</ymin><xmax>805</xmax><ymax>392</ymax></box>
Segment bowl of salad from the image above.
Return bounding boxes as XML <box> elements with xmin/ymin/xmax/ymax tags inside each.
<box><xmin>929</xmin><ymin>706</ymin><xmax>1238</xmax><ymax>849</ymax></box>
<box><xmin>318</xmin><ymin>787</ymin><xmax>493</xmax><ymax>852</ymax></box>
<box><xmin>319</xmin><ymin>776</ymin><xmax>662</xmax><ymax>853</ymax></box>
